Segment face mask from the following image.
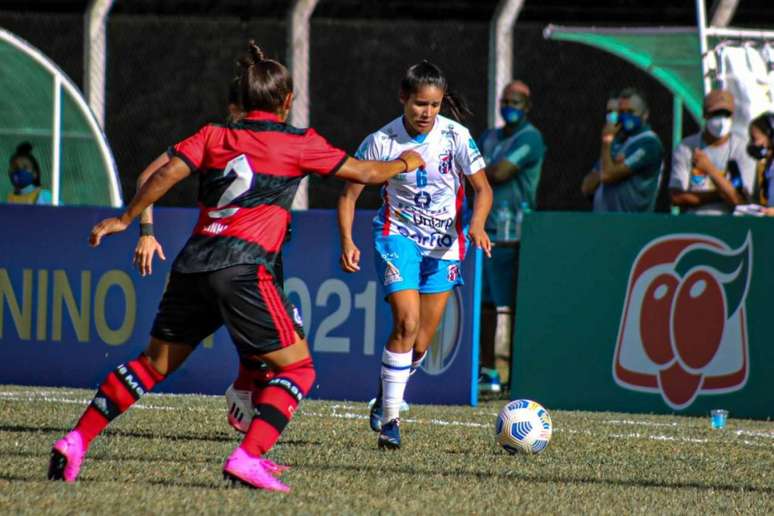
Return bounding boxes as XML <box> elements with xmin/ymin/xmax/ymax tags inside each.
<box><xmin>747</xmin><ymin>143</ymin><xmax>769</xmax><ymax>160</ymax></box>
<box><xmin>706</xmin><ymin>116</ymin><xmax>732</xmax><ymax>138</ymax></box>
<box><xmin>10</xmin><ymin>168</ymin><xmax>35</xmax><ymax>189</ymax></box>
<box><xmin>619</xmin><ymin>112</ymin><xmax>641</xmax><ymax>133</ymax></box>
<box><xmin>606</xmin><ymin>111</ymin><xmax>618</xmax><ymax>125</ymax></box>
<box><xmin>500</xmin><ymin>106</ymin><xmax>524</xmax><ymax>125</ymax></box>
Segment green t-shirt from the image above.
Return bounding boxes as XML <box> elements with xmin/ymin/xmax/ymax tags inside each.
<box><xmin>478</xmin><ymin>120</ymin><xmax>545</xmax><ymax>235</ymax></box>
<box><xmin>593</xmin><ymin>126</ymin><xmax>664</xmax><ymax>213</ymax></box>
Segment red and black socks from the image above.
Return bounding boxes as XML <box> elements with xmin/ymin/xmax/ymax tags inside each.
<box><xmin>74</xmin><ymin>354</ymin><xmax>166</xmax><ymax>447</ymax></box>
<box><xmin>240</xmin><ymin>357</ymin><xmax>315</xmax><ymax>457</ymax></box>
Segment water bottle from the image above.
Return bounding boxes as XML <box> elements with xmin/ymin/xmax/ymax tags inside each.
<box><xmin>514</xmin><ymin>201</ymin><xmax>529</xmax><ymax>242</ymax></box>
<box><xmin>495</xmin><ymin>202</ymin><xmax>514</xmax><ymax>242</ymax></box>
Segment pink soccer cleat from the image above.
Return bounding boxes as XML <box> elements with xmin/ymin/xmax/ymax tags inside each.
<box><xmin>261</xmin><ymin>458</ymin><xmax>290</xmax><ymax>476</ymax></box>
<box><xmin>48</xmin><ymin>430</ymin><xmax>86</xmax><ymax>483</ymax></box>
<box><xmin>223</xmin><ymin>447</ymin><xmax>290</xmax><ymax>492</ymax></box>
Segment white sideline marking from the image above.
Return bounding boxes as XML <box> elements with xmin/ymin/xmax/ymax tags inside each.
<box><xmin>1</xmin><ymin>389</ymin><xmax>772</xmax><ymax>446</ymax></box>
<box><xmin>605</xmin><ymin>419</ymin><xmax>679</xmax><ymax>428</ymax></box>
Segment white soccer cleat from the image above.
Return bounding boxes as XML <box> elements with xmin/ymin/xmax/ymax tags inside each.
<box><xmin>225</xmin><ymin>384</ymin><xmax>253</xmax><ymax>433</ymax></box>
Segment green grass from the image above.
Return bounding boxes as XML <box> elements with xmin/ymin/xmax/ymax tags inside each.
<box><xmin>0</xmin><ymin>385</ymin><xmax>772</xmax><ymax>514</ymax></box>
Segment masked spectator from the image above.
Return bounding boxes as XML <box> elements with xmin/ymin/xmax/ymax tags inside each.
<box><xmin>747</xmin><ymin>112</ymin><xmax>774</xmax><ymax>214</ymax></box>
<box><xmin>6</xmin><ymin>142</ymin><xmax>52</xmax><ymax>205</ymax></box>
<box><xmin>581</xmin><ymin>93</ymin><xmax>619</xmax><ymax>198</ymax></box>
<box><xmin>669</xmin><ymin>90</ymin><xmax>755</xmax><ymax>214</ymax></box>
<box><xmin>477</xmin><ymin>80</ymin><xmax>545</xmax><ymax>393</ymax></box>
<box><xmin>592</xmin><ymin>88</ymin><xmax>664</xmax><ymax>212</ymax></box>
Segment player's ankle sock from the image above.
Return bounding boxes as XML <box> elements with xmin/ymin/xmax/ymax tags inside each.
<box><xmin>240</xmin><ymin>357</ymin><xmax>315</xmax><ymax>457</ymax></box>
<box><xmin>410</xmin><ymin>350</ymin><xmax>427</xmax><ymax>375</ymax></box>
<box><xmin>381</xmin><ymin>349</ymin><xmax>412</xmax><ymax>423</ymax></box>
<box><xmin>234</xmin><ymin>355</ymin><xmax>273</xmax><ymax>392</ymax></box>
<box><xmin>74</xmin><ymin>354</ymin><xmax>166</xmax><ymax>447</ymax></box>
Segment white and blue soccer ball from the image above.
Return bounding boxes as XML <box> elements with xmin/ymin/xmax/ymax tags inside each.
<box><xmin>495</xmin><ymin>399</ymin><xmax>552</xmax><ymax>454</ymax></box>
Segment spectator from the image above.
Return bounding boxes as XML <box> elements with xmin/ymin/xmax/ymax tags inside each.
<box><xmin>477</xmin><ymin>80</ymin><xmax>545</xmax><ymax>392</ymax></box>
<box><xmin>6</xmin><ymin>142</ymin><xmax>52</xmax><ymax>205</ymax></box>
<box><xmin>590</xmin><ymin>88</ymin><xmax>664</xmax><ymax>212</ymax></box>
<box><xmin>747</xmin><ymin>112</ymin><xmax>774</xmax><ymax>213</ymax></box>
<box><xmin>669</xmin><ymin>90</ymin><xmax>756</xmax><ymax>214</ymax></box>
<box><xmin>581</xmin><ymin>93</ymin><xmax>619</xmax><ymax>198</ymax></box>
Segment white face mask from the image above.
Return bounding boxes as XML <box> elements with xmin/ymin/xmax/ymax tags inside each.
<box><xmin>706</xmin><ymin>116</ymin><xmax>732</xmax><ymax>138</ymax></box>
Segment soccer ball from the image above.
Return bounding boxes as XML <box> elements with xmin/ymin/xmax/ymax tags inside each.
<box><xmin>495</xmin><ymin>399</ymin><xmax>552</xmax><ymax>454</ymax></box>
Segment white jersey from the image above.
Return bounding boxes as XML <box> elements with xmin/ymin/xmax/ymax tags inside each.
<box><xmin>355</xmin><ymin>115</ymin><xmax>486</xmax><ymax>260</ymax></box>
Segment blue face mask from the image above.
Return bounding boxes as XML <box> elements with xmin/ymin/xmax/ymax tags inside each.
<box><xmin>500</xmin><ymin>106</ymin><xmax>524</xmax><ymax>125</ymax></box>
<box><xmin>619</xmin><ymin>112</ymin><xmax>642</xmax><ymax>133</ymax></box>
<box><xmin>10</xmin><ymin>168</ymin><xmax>35</xmax><ymax>189</ymax></box>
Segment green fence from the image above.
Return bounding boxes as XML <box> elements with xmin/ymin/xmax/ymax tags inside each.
<box><xmin>513</xmin><ymin>212</ymin><xmax>772</xmax><ymax>419</ymax></box>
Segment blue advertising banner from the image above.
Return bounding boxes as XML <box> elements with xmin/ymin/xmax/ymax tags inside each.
<box><xmin>0</xmin><ymin>205</ymin><xmax>479</xmax><ymax>405</ymax></box>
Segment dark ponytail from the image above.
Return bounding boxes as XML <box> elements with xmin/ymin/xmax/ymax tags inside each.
<box><xmin>237</xmin><ymin>40</ymin><xmax>293</xmax><ymax>113</ymax></box>
<box><xmin>400</xmin><ymin>60</ymin><xmax>471</xmax><ymax>122</ymax></box>
<box><xmin>11</xmin><ymin>141</ymin><xmax>41</xmax><ymax>186</ymax></box>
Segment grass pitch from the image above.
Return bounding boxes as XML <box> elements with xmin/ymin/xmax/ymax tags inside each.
<box><xmin>0</xmin><ymin>385</ymin><xmax>772</xmax><ymax>514</ymax></box>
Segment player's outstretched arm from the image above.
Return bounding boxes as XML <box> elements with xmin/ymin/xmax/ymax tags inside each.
<box><xmin>467</xmin><ymin>169</ymin><xmax>493</xmax><ymax>258</ymax></box>
<box><xmin>336</xmin><ymin>150</ymin><xmax>424</xmax><ymax>185</ymax></box>
<box><xmin>337</xmin><ymin>183</ymin><xmax>365</xmax><ymax>272</ymax></box>
<box><xmin>133</xmin><ymin>152</ymin><xmax>170</xmax><ymax>276</ymax></box>
<box><xmin>90</xmin><ymin>157</ymin><xmax>191</xmax><ymax>247</ymax></box>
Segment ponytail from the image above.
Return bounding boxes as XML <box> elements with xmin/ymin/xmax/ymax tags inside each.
<box><xmin>442</xmin><ymin>90</ymin><xmax>472</xmax><ymax>122</ymax></box>
<box><xmin>237</xmin><ymin>40</ymin><xmax>293</xmax><ymax>113</ymax></box>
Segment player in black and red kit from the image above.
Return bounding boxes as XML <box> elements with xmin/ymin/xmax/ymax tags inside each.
<box><xmin>47</xmin><ymin>41</ymin><xmax>424</xmax><ymax>492</ymax></box>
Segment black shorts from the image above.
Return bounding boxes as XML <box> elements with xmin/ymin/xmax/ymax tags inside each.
<box><xmin>150</xmin><ymin>264</ymin><xmax>303</xmax><ymax>356</ymax></box>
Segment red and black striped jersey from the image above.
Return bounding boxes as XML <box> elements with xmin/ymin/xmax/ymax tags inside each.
<box><xmin>169</xmin><ymin>110</ymin><xmax>347</xmax><ymax>274</ymax></box>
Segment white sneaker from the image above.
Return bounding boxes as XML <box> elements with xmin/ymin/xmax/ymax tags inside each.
<box><xmin>225</xmin><ymin>384</ymin><xmax>253</xmax><ymax>433</ymax></box>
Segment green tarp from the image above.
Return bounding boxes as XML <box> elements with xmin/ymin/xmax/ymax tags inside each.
<box><xmin>545</xmin><ymin>26</ymin><xmax>706</xmax><ymax>123</ymax></box>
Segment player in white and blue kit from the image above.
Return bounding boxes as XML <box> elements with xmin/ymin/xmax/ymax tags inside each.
<box><xmin>338</xmin><ymin>61</ymin><xmax>493</xmax><ymax>449</ymax></box>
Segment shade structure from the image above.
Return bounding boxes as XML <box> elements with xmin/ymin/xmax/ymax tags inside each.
<box><xmin>544</xmin><ymin>25</ymin><xmax>705</xmax><ymax>123</ymax></box>
<box><xmin>0</xmin><ymin>28</ymin><xmax>121</xmax><ymax>206</ymax></box>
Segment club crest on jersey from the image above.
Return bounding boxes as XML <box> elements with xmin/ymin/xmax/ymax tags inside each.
<box><xmin>292</xmin><ymin>305</ymin><xmax>304</xmax><ymax>327</ymax></box>
<box><xmin>612</xmin><ymin>232</ymin><xmax>752</xmax><ymax>410</ymax></box>
<box><xmin>384</xmin><ymin>261</ymin><xmax>403</xmax><ymax>286</ymax></box>
<box><xmin>438</xmin><ymin>152</ymin><xmax>452</xmax><ymax>175</ymax></box>
<box><xmin>447</xmin><ymin>264</ymin><xmax>460</xmax><ymax>282</ymax></box>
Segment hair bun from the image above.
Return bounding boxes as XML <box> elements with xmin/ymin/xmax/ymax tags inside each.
<box><xmin>248</xmin><ymin>40</ymin><xmax>265</xmax><ymax>63</ymax></box>
<box><xmin>16</xmin><ymin>142</ymin><xmax>33</xmax><ymax>155</ymax></box>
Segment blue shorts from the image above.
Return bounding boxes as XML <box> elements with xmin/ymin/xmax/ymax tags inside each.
<box><xmin>374</xmin><ymin>235</ymin><xmax>464</xmax><ymax>296</ymax></box>
<box><xmin>481</xmin><ymin>245</ymin><xmax>519</xmax><ymax>307</ymax></box>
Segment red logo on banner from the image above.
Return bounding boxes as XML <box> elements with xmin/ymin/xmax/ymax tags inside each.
<box><xmin>612</xmin><ymin>233</ymin><xmax>752</xmax><ymax>410</ymax></box>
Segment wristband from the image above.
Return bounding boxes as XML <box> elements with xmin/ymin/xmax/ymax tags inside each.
<box><xmin>140</xmin><ymin>223</ymin><xmax>154</xmax><ymax>237</ymax></box>
<box><xmin>398</xmin><ymin>157</ymin><xmax>409</xmax><ymax>172</ymax></box>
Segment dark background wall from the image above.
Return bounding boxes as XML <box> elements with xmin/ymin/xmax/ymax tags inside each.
<box><xmin>2</xmin><ymin>1</ymin><xmax>771</xmax><ymax>211</ymax></box>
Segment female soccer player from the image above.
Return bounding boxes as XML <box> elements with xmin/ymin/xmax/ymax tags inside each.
<box><xmin>128</xmin><ymin>76</ymin><xmax>281</xmax><ymax>435</ymax></box>
<box><xmin>48</xmin><ymin>41</ymin><xmax>424</xmax><ymax>492</ymax></box>
<box><xmin>337</xmin><ymin>60</ymin><xmax>493</xmax><ymax>449</ymax></box>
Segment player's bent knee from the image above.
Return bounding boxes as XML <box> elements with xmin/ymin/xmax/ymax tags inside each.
<box><xmin>144</xmin><ymin>338</ymin><xmax>192</xmax><ymax>376</ymax></box>
<box><xmin>392</xmin><ymin>315</ymin><xmax>420</xmax><ymax>342</ymax></box>
<box><xmin>271</xmin><ymin>356</ymin><xmax>316</xmax><ymax>398</ymax></box>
